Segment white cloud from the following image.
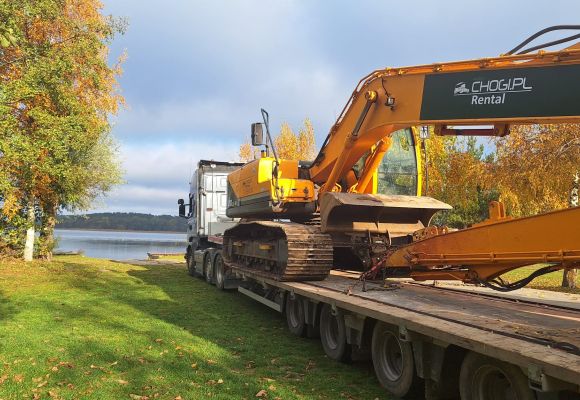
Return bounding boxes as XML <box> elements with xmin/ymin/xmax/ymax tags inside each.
<box><xmin>89</xmin><ymin>141</ymin><xmax>239</xmax><ymax>215</ymax></box>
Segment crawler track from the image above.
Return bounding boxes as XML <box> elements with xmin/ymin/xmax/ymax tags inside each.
<box><xmin>222</xmin><ymin>221</ymin><xmax>333</xmax><ymax>281</ymax></box>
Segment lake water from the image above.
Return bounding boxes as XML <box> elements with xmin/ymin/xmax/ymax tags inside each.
<box><xmin>55</xmin><ymin>229</ymin><xmax>186</xmax><ymax>260</ymax></box>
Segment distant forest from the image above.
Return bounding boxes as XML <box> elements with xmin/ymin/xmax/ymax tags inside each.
<box><xmin>57</xmin><ymin>213</ymin><xmax>187</xmax><ymax>232</ymax></box>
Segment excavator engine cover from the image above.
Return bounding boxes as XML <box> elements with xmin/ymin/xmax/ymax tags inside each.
<box><xmin>319</xmin><ymin>192</ymin><xmax>452</xmax><ymax>238</ymax></box>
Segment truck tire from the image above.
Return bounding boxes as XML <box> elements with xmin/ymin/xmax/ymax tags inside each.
<box><xmin>285</xmin><ymin>294</ymin><xmax>306</xmax><ymax>336</ymax></box>
<box><xmin>214</xmin><ymin>253</ymin><xmax>226</xmax><ymax>290</ymax></box>
<box><xmin>204</xmin><ymin>253</ymin><xmax>213</xmax><ymax>285</ymax></box>
<box><xmin>372</xmin><ymin>322</ymin><xmax>423</xmax><ymax>398</ymax></box>
<box><xmin>186</xmin><ymin>249</ymin><xmax>196</xmax><ymax>276</ymax></box>
<box><xmin>319</xmin><ymin>303</ymin><xmax>350</xmax><ymax>362</ymax></box>
<box><xmin>459</xmin><ymin>351</ymin><xmax>536</xmax><ymax>400</ymax></box>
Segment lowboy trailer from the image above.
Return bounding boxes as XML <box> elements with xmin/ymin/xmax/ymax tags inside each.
<box><xmin>187</xmin><ymin>236</ymin><xmax>580</xmax><ymax>400</ymax></box>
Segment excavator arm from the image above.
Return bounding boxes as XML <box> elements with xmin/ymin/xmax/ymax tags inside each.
<box><xmin>309</xmin><ymin>46</ymin><xmax>580</xmax><ymax>193</ymax></box>
<box><xmin>308</xmin><ymin>43</ymin><xmax>580</xmax><ymax>287</ymax></box>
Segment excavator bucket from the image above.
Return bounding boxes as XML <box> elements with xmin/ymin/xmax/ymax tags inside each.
<box><xmin>319</xmin><ymin>192</ymin><xmax>452</xmax><ymax>238</ymax></box>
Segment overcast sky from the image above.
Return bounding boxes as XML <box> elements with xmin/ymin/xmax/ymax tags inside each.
<box><xmin>95</xmin><ymin>0</ymin><xmax>580</xmax><ymax>215</ymax></box>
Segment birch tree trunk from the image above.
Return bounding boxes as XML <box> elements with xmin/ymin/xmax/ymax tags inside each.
<box><xmin>23</xmin><ymin>198</ymin><xmax>35</xmax><ymax>262</ymax></box>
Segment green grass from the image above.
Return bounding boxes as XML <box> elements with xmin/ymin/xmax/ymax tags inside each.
<box><xmin>503</xmin><ymin>265</ymin><xmax>580</xmax><ymax>294</ymax></box>
<box><xmin>0</xmin><ymin>256</ymin><xmax>387</xmax><ymax>400</ymax></box>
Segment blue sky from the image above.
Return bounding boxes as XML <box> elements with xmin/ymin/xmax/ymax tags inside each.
<box><xmin>96</xmin><ymin>0</ymin><xmax>580</xmax><ymax>215</ymax></box>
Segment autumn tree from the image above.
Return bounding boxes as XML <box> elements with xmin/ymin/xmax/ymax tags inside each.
<box><xmin>0</xmin><ymin>0</ymin><xmax>125</xmax><ymax>260</ymax></box>
<box><xmin>421</xmin><ymin>131</ymin><xmax>497</xmax><ymax>228</ymax></box>
<box><xmin>238</xmin><ymin>118</ymin><xmax>316</xmax><ymax>162</ymax></box>
<box><xmin>490</xmin><ymin>124</ymin><xmax>580</xmax><ymax>217</ymax></box>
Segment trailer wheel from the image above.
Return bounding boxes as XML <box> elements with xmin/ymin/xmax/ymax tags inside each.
<box><xmin>285</xmin><ymin>294</ymin><xmax>306</xmax><ymax>336</ymax></box>
<box><xmin>214</xmin><ymin>253</ymin><xmax>226</xmax><ymax>290</ymax></box>
<box><xmin>459</xmin><ymin>352</ymin><xmax>535</xmax><ymax>400</ymax></box>
<box><xmin>372</xmin><ymin>322</ymin><xmax>422</xmax><ymax>398</ymax></box>
<box><xmin>204</xmin><ymin>253</ymin><xmax>213</xmax><ymax>285</ymax></box>
<box><xmin>186</xmin><ymin>249</ymin><xmax>196</xmax><ymax>276</ymax></box>
<box><xmin>319</xmin><ymin>304</ymin><xmax>350</xmax><ymax>361</ymax></box>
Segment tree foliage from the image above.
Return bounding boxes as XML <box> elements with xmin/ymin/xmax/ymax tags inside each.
<box><xmin>238</xmin><ymin>119</ymin><xmax>316</xmax><ymax>162</ymax></box>
<box><xmin>0</xmin><ymin>0</ymin><xmax>125</xmax><ymax>259</ymax></box>
<box><xmin>57</xmin><ymin>213</ymin><xmax>187</xmax><ymax>232</ymax></box>
<box><xmin>422</xmin><ymin>132</ymin><xmax>498</xmax><ymax>228</ymax></box>
<box><xmin>490</xmin><ymin>124</ymin><xmax>580</xmax><ymax>217</ymax></box>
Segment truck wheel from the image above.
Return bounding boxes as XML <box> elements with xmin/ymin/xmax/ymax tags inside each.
<box><xmin>372</xmin><ymin>322</ymin><xmax>422</xmax><ymax>398</ymax></box>
<box><xmin>214</xmin><ymin>253</ymin><xmax>226</xmax><ymax>290</ymax></box>
<box><xmin>319</xmin><ymin>304</ymin><xmax>350</xmax><ymax>362</ymax></box>
<box><xmin>459</xmin><ymin>352</ymin><xmax>535</xmax><ymax>400</ymax></box>
<box><xmin>186</xmin><ymin>250</ymin><xmax>196</xmax><ymax>276</ymax></box>
<box><xmin>285</xmin><ymin>294</ymin><xmax>306</xmax><ymax>336</ymax></box>
<box><xmin>204</xmin><ymin>253</ymin><xmax>213</xmax><ymax>285</ymax></box>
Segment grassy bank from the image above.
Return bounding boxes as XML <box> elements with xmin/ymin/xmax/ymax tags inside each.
<box><xmin>504</xmin><ymin>265</ymin><xmax>580</xmax><ymax>294</ymax></box>
<box><xmin>0</xmin><ymin>257</ymin><xmax>386</xmax><ymax>400</ymax></box>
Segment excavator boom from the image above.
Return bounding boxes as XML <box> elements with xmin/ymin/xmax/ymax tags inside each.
<box><xmin>309</xmin><ymin>47</ymin><xmax>580</xmax><ymax>191</ymax></box>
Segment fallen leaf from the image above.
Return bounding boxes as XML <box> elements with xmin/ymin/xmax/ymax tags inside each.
<box><xmin>0</xmin><ymin>374</ymin><xmax>8</xmax><ymax>384</ymax></box>
<box><xmin>51</xmin><ymin>366</ymin><xmax>59</xmax><ymax>372</ymax></box>
<box><xmin>37</xmin><ymin>381</ymin><xmax>48</xmax><ymax>388</ymax></box>
<box><xmin>154</xmin><ymin>339</ymin><xmax>163</xmax><ymax>344</ymax></box>
<box><xmin>190</xmin><ymin>363</ymin><xmax>197</xmax><ymax>369</ymax></box>
<box><xmin>206</xmin><ymin>359</ymin><xmax>217</xmax><ymax>365</ymax></box>
<box><xmin>174</xmin><ymin>397</ymin><xmax>183</xmax><ymax>400</ymax></box>
<box><xmin>268</xmin><ymin>385</ymin><xmax>276</xmax><ymax>391</ymax></box>
<box><xmin>13</xmin><ymin>374</ymin><xmax>23</xmax><ymax>383</ymax></box>
<box><xmin>118</xmin><ymin>379</ymin><xmax>129</xmax><ymax>385</ymax></box>
<box><xmin>255</xmin><ymin>389</ymin><xmax>267</xmax><ymax>398</ymax></box>
<box><xmin>110</xmin><ymin>361</ymin><xmax>118</xmax><ymax>366</ymax></box>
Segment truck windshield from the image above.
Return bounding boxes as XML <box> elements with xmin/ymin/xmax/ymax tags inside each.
<box><xmin>377</xmin><ymin>128</ymin><xmax>418</xmax><ymax>196</ymax></box>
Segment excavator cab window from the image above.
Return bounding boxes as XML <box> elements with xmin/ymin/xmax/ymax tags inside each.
<box><xmin>377</xmin><ymin>128</ymin><xmax>418</xmax><ymax>196</ymax></box>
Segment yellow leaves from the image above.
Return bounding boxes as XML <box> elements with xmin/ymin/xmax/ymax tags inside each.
<box><xmin>492</xmin><ymin>124</ymin><xmax>580</xmax><ymax>216</ymax></box>
<box><xmin>238</xmin><ymin>119</ymin><xmax>316</xmax><ymax>162</ymax></box>
<box><xmin>239</xmin><ymin>141</ymin><xmax>256</xmax><ymax>162</ymax></box>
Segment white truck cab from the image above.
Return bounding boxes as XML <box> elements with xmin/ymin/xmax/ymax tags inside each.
<box><xmin>178</xmin><ymin>160</ymin><xmax>243</xmax><ymax>280</ymax></box>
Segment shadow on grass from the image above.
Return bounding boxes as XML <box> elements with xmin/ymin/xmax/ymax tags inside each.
<box><xmin>0</xmin><ymin>289</ymin><xmax>17</xmax><ymax>323</ymax></box>
<box><xmin>38</xmin><ymin>259</ymin><xmax>387</xmax><ymax>399</ymax></box>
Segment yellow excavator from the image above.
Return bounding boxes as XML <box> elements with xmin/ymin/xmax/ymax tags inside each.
<box><xmin>223</xmin><ymin>26</ymin><xmax>580</xmax><ymax>290</ymax></box>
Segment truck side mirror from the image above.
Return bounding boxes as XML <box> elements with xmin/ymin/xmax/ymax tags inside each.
<box><xmin>177</xmin><ymin>199</ymin><xmax>186</xmax><ymax>218</ymax></box>
<box><xmin>251</xmin><ymin>123</ymin><xmax>264</xmax><ymax>146</ymax></box>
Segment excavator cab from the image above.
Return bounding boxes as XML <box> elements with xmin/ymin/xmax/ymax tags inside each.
<box><xmin>352</xmin><ymin>128</ymin><xmax>422</xmax><ymax>196</ymax></box>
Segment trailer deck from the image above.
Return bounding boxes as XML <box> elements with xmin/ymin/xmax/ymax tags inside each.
<box><xmin>232</xmin><ymin>267</ymin><xmax>580</xmax><ymax>392</ymax></box>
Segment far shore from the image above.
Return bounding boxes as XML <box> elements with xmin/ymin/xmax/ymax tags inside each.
<box><xmin>55</xmin><ymin>227</ymin><xmax>185</xmax><ymax>234</ymax></box>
